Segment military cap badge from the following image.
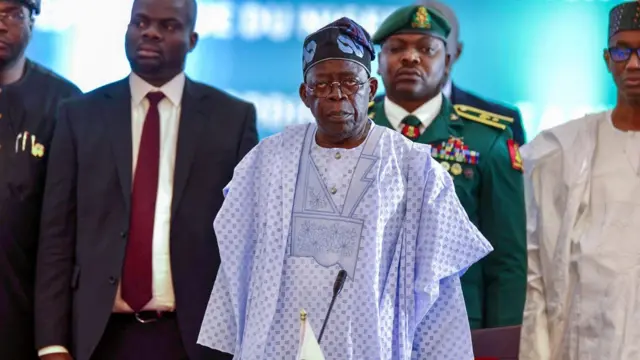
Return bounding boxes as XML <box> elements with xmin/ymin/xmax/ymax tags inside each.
<box><xmin>411</xmin><ymin>7</ymin><xmax>431</xmax><ymax>29</ymax></box>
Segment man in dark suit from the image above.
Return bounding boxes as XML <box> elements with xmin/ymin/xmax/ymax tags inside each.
<box><xmin>34</xmin><ymin>0</ymin><xmax>258</xmax><ymax>359</ymax></box>
<box><xmin>0</xmin><ymin>1</ymin><xmax>81</xmax><ymax>359</ymax></box>
<box><xmin>374</xmin><ymin>0</ymin><xmax>526</xmax><ymax>145</ymax></box>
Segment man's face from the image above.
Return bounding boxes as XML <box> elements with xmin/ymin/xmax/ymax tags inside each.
<box><xmin>125</xmin><ymin>0</ymin><xmax>197</xmax><ymax>81</ymax></box>
<box><xmin>0</xmin><ymin>1</ymin><xmax>31</xmax><ymax>69</ymax></box>
<box><xmin>377</xmin><ymin>33</ymin><xmax>450</xmax><ymax>102</ymax></box>
<box><xmin>299</xmin><ymin>59</ymin><xmax>378</xmax><ymax>141</ymax></box>
<box><xmin>606</xmin><ymin>30</ymin><xmax>640</xmax><ymax>103</ymax></box>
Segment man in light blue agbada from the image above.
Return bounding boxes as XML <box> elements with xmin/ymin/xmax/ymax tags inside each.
<box><xmin>197</xmin><ymin>17</ymin><xmax>492</xmax><ymax>360</ymax></box>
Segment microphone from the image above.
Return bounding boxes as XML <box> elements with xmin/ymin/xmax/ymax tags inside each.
<box><xmin>317</xmin><ymin>269</ymin><xmax>347</xmax><ymax>344</ymax></box>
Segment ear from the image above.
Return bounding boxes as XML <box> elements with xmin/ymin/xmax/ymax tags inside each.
<box><xmin>457</xmin><ymin>42</ymin><xmax>463</xmax><ymax>60</ymax></box>
<box><xmin>367</xmin><ymin>77</ymin><xmax>379</xmax><ymax>101</ymax></box>
<box><xmin>604</xmin><ymin>48</ymin><xmax>611</xmax><ymax>72</ymax></box>
<box><xmin>444</xmin><ymin>53</ymin><xmax>452</xmax><ymax>78</ymax></box>
<box><xmin>299</xmin><ymin>83</ymin><xmax>311</xmax><ymax>108</ymax></box>
<box><xmin>189</xmin><ymin>32</ymin><xmax>199</xmax><ymax>53</ymax></box>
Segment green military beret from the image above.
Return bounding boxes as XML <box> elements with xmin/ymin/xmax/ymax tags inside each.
<box><xmin>372</xmin><ymin>5</ymin><xmax>451</xmax><ymax>45</ymax></box>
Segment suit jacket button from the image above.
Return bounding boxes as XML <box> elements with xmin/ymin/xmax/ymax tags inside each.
<box><xmin>108</xmin><ymin>276</ymin><xmax>116</xmax><ymax>284</ymax></box>
<box><xmin>120</xmin><ymin>231</ymin><xmax>126</xmax><ymax>238</ymax></box>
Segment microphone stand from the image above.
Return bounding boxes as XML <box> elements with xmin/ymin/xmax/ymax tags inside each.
<box><xmin>317</xmin><ymin>293</ymin><xmax>338</xmax><ymax>344</ymax></box>
<box><xmin>317</xmin><ymin>269</ymin><xmax>347</xmax><ymax>344</ymax></box>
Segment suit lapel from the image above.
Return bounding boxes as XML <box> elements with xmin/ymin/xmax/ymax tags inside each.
<box><xmin>450</xmin><ymin>83</ymin><xmax>460</xmax><ymax>104</ymax></box>
<box><xmin>171</xmin><ymin>79</ymin><xmax>207</xmax><ymax>216</ymax></box>
<box><xmin>105</xmin><ymin>79</ymin><xmax>133</xmax><ymax>212</ymax></box>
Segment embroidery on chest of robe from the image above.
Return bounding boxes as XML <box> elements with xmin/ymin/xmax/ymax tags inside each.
<box><xmin>289</xmin><ymin>126</ymin><xmax>382</xmax><ymax>279</ymax></box>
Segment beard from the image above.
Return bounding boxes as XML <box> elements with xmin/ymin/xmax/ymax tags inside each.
<box><xmin>0</xmin><ymin>47</ymin><xmax>24</xmax><ymax>70</ymax></box>
<box><xmin>0</xmin><ymin>33</ymin><xmax>29</xmax><ymax>71</ymax></box>
<box><xmin>129</xmin><ymin>57</ymin><xmax>163</xmax><ymax>75</ymax></box>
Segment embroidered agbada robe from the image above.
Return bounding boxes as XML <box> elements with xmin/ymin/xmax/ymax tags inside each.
<box><xmin>198</xmin><ymin>123</ymin><xmax>492</xmax><ymax>359</ymax></box>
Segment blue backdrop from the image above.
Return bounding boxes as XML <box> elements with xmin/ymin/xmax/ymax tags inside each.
<box><xmin>28</xmin><ymin>0</ymin><xmax>625</xmax><ymax>139</ymax></box>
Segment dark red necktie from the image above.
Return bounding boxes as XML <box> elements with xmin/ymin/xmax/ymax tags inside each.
<box><xmin>121</xmin><ymin>91</ymin><xmax>164</xmax><ymax>312</ymax></box>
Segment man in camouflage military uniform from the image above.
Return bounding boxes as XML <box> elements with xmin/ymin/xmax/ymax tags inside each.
<box><xmin>370</xmin><ymin>4</ymin><xmax>526</xmax><ymax>329</ymax></box>
<box><xmin>0</xmin><ymin>0</ymin><xmax>81</xmax><ymax>358</ymax></box>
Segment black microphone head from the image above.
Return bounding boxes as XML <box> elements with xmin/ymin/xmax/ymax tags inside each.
<box><xmin>333</xmin><ymin>269</ymin><xmax>347</xmax><ymax>297</ymax></box>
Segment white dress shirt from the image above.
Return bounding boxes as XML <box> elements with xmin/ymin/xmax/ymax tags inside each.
<box><xmin>384</xmin><ymin>92</ymin><xmax>443</xmax><ymax>133</ymax></box>
<box><xmin>112</xmin><ymin>71</ymin><xmax>184</xmax><ymax>313</ymax></box>
<box><xmin>38</xmin><ymin>72</ymin><xmax>185</xmax><ymax>356</ymax></box>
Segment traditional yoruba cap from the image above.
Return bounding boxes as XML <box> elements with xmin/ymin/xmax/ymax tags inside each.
<box><xmin>609</xmin><ymin>1</ymin><xmax>640</xmax><ymax>39</ymax></box>
<box><xmin>302</xmin><ymin>17</ymin><xmax>375</xmax><ymax>76</ymax></box>
<box><xmin>8</xmin><ymin>0</ymin><xmax>40</xmax><ymax>15</ymax></box>
<box><xmin>372</xmin><ymin>5</ymin><xmax>451</xmax><ymax>45</ymax></box>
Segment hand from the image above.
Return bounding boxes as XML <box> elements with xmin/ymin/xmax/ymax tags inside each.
<box><xmin>41</xmin><ymin>354</ymin><xmax>73</xmax><ymax>360</ymax></box>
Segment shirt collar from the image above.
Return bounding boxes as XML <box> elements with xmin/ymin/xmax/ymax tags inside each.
<box><xmin>384</xmin><ymin>92</ymin><xmax>443</xmax><ymax>130</ymax></box>
<box><xmin>129</xmin><ymin>72</ymin><xmax>186</xmax><ymax>106</ymax></box>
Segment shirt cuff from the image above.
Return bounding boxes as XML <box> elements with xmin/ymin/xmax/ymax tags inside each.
<box><xmin>38</xmin><ymin>345</ymin><xmax>69</xmax><ymax>356</ymax></box>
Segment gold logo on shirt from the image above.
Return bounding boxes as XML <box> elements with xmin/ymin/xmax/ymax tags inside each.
<box><xmin>15</xmin><ymin>131</ymin><xmax>45</xmax><ymax>158</ymax></box>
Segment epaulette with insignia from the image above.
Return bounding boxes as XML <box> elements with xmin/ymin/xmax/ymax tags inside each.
<box><xmin>453</xmin><ymin>104</ymin><xmax>513</xmax><ymax>130</ymax></box>
<box><xmin>507</xmin><ymin>139</ymin><xmax>523</xmax><ymax>172</ymax></box>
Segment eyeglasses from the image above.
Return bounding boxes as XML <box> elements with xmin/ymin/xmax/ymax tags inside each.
<box><xmin>305</xmin><ymin>79</ymin><xmax>368</xmax><ymax>98</ymax></box>
<box><xmin>0</xmin><ymin>10</ymin><xmax>27</xmax><ymax>26</ymax></box>
<box><xmin>608</xmin><ymin>46</ymin><xmax>640</xmax><ymax>62</ymax></box>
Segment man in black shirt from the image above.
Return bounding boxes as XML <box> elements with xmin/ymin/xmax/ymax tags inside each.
<box><xmin>0</xmin><ymin>0</ymin><xmax>81</xmax><ymax>358</ymax></box>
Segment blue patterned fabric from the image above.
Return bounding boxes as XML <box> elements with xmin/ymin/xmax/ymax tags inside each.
<box><xmin>324</xmin><ymin>17</ymin><xmax>375</xmax><ymax>60</ymax></box>
<box><xmin>302</xmin><ymin>17</ymin><xmax>375</xmax><ymax>75</ymax></box>
<box><xmin>198</xmin><ymin>123</ymin><xmax>492</xmax><ymax>359</ymax></box>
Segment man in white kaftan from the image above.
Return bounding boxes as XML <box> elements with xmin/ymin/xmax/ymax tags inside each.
<box><xmin>198</xmin><ymin>17</ymin><xmax>492</xmax><ymax>360</ymax></box>
<box><xmin>520</xmin><ymin>2</ymin><xmax>640</xmax><ymax>359</ymax></box>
